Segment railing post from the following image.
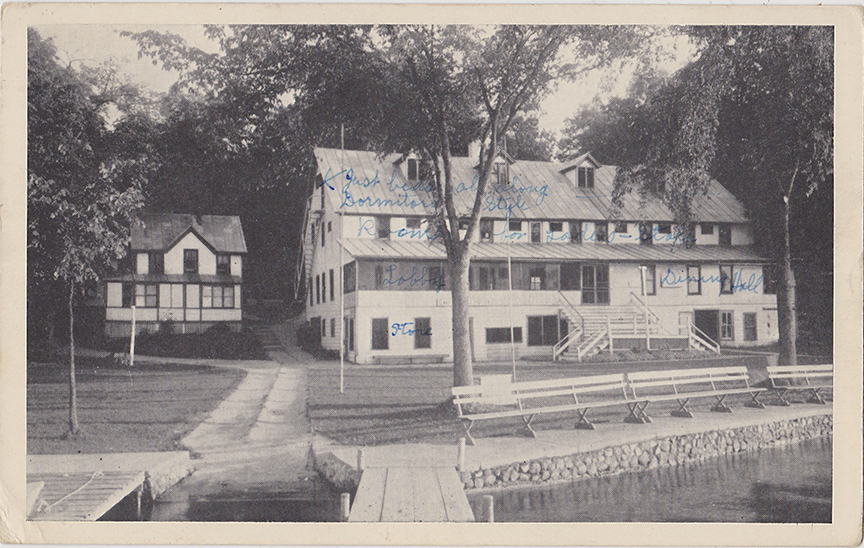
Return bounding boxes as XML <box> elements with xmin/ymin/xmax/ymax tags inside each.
<box><xmin>607</xmin><ymin>317</ymin><xmax>613</xmax><ymax>355</ymax></box>
<box><xmin>340</xmin><ymin>493</ymin><xmax>351</xmax><ymax>521</ymax></box>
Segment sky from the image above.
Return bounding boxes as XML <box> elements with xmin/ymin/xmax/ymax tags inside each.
<box><xmin>36</xmin><ymin>24</ymin><xmax>693</xmax><ymax>137</ymax></box>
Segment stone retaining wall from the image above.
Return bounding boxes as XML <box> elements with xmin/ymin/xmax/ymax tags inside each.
<box><xmin>460</xmin><ymin>414</ymin><xmax>832</xmax><ymax>490</ymax></box>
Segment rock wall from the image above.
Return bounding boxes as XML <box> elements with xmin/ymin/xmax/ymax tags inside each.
<box><xmin>460</xmin><ymin>414</ymin><xmax>832</xmax><ymax>490</ymax></box>
<box><xmin>313</xmin><ymin>450</ymin><xmax>361</xmax><ymax>493</ymax></box>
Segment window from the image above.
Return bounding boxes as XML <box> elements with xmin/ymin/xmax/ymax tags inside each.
<box><xmin>701</xmin><ymin>223</ymin><xmax>714</xmax><ymax>235</ymax></box>
<box><xmin>642</xmin><ymin>265</ymin><xmax>656</xmax><ymax>296</ymax></box>
<box><xmin>330</xmin><ymin>318</ymin><xmax>336</xmax><ymax>338</ymax></box>
<box><xmin>372</xmin><ymin>318</ymin><xmax>389</xmax><ymax>350</ymax></box>
<box><xmin>327</xmin><ymin>221</ymin><xmax>332</xmax><ymax>233</ymax></box>
<box><xmin>581</xmin><ymin>264</ymin><xmax>610</xmax><ymax>304</ymax></box>
<box><xmin>762</xmin><ymin>265</ymin><xmax>777</xmax><ymax>294</ymax></box>
<box><xmin>486</xmin><ymin>327</ymin><xmax>523</xmax><ymax>344</ymax></box>
<box><xmin>687</xmin><ymin>265</ymin><xmax>701</xmax><ymax>295</ymax></box>
<box><xmin>348</xmin><ymin>318</ymin><xmax>355</xmax><ymax>351</ymax></box>
<box><xmin>322</xmin><ymin>318</ymin><xmax>327</xmax><ymax>339</ymax></box>
<box><xmin>407</xmin><ymin>158</ymin><xmax>418</xmax><ymax>181</ymax></box>
<box><xmin>329</xmin><ymin>269</ymin><xmax>335</xmax><ymax>301</ymax></box>
<box><xmin>458</xmin><ymin>218</ymin><xmax>469</xmax><ymax>230</ymax></box>
<box><xmin>560</xmin><ymin>262</ymin><xmax>581</xmax><ymax>291</ymax></box>
<box><xmin>377</xmin><ymin>216</ymin><xmax>390</xmax><ymax>240</ymax></box>
<box><xmin>414</xmin><ymin>317</ymin><xmax>431</xmax><ymax>349</ymax></box>
<box><xmin>406</xmin><ymin>217</ymin><xmax>421</xmax><ymax>229</ymax></box>
<box><xmin>594</xmin><ymin>222</ymin><xmax>608</xmax><ymax>243</ymax></box>
<box><xmin>309</xmin><ymin>277</ymin><xmax>313</xmax><ymax>306</ymax></box>
<box><xmin>658</xmin><ymin>223</ymin><xmax>672</xmax><ymax>234</ymax></box>
<box><xmin>135</xmin><ymin>284</ymin><xmax>158</xmax><ymax>308</ymax></box>
<box><xmin>321</xmin><ymin>273</ymin><xmax>326</xmax><ymax>303</ymax></box>
<box><xmin>529</xmin><ymin>267</ymin><xmax>546</xmax><ymax>290</ymax></box>
<box><xmin>577</xmin><ymin>167</ymin><xmax>594</xmax><ymax>189</ymax></box>
<box><xmin>476</xmin><ymin>265</ymin><xmax>496</xmax><ymax>290</ymax></box>
<box><xmin>720</xmin><ymin>311</ymin><xmax>734</xmax><ymax>341</ymax></box>
<box><xmin>321</xmin><ymin>222</ymin><xmax>326</xmax><ymax>247</ymax></box>
<box><xmin>744</xmin><ymin>313</ymin><xmax>757</xmax><ymax>342</ymax></box>
<box><xmin>530</xmin><ymin>222</ymin><xmax>541</xmax><ymax>243</ymax></box>
<box><xmin>494</xmin><ymin>162</ymin><xmax>509</xmax><ymax>185</ymax></box>
<box><xmin>375</xmin><ymin>264</ymin><xmax>384</xmax><ymax>289</ymax></box>
<box><xmin>634</xmin><ymin>223</ymin><xmax>651</xmax><ymax>247</ymax></box>
<box><xmin>122</xmin><ymin>283</ymin><xmax>133</xmax><ymax>308</ymax></box>
<box><xmin>202</xmin><ymin>285</ymin><xmax>235</xmax><ymax>308</ymax></box>
<box><xmin>217</xmin><ymin>255</ymin><xmax>230</xmax><ymax>275</ymax></box>
<box><xmin>480</xmin><ymin>219</ymin><xmax>494</xmax><ymax>242</ymax></box>
<box><xmin>719</xmin><ymin>264</ymin><xmax>734</xmax><ymax>295</ymax></box>
<box><xmin>614</xmin><ymin>222</ymin><xmax>627</xmax><ymax>234</ymax></box>
<box><xmin>184</xmin><ymin>249</ymin><xmax>198</xmax><ymax>274</ymax></box>
<box><xmin>343</xmin><ymin>262</ymin><xmax>357</xmax><ymax>294</ymax></box>
<box><xmin>527</xmin><ymin>315</ymin><xmax>560</xmax><ymax>346</ymax></box>
<box><xmin>549</xmin><ymin>221</ymin><xmax>563</xmax><ymax>233</ymax></box>
<box><xmin>428</xmin><ymin>265</ymin><xmax>445</xmax><ymax>291</ymax></box>
<box><xmin>150</xmin><ymin>252</ymin><xmax>164</xmax><ymax>274</ymax></box>
<box><xmin>509</xmin><ymin>220</ymin><xmax>522</xmax><ymax>232</ymax></box>
<box><xmin>316</xmin><ymin>275</ymin><xmax>321</xmax><ymax>304</ymax></box>
<box><xmin>570</xmin><ymin>221</ymin><xmax>582</xmax><ymax>244</ymax></box>
<box><xmin>719</xmin><ymin>224</ymin><xmax>732</xmax><ymax>246</ymax></box>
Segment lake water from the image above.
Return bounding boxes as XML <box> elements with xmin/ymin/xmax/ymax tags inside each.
<box><xmin>468</xmin><ymin>436</ymin><xmax>832</xmax><ymax>523</ymax></box>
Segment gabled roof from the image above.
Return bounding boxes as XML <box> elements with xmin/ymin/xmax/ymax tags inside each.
<box><xmin>131</xmin><ymin>212</ymin><xmax>247</xmax><ymax>253</ymax></box>
<box><xmin>558</xmin><ymin>152</ymin><xmax>601</xmax><ymax>173</ymax></box>
<box><xmin>314</xmin><ymin>147</ymin><xmax>748</xmax><ymax>224</ymax></box>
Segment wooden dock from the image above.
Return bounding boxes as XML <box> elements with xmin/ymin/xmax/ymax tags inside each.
<box><xmin>348</xmin><ymin>467</ymin><xmax>474</xmax><ymax>522</ymax></box>
<box><xmin>28</xmin><ymin>471</ymin><xmax>146</xmax><ymax>521</ymax></box>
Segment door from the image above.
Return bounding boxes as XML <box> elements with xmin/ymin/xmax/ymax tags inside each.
<box><xmin>694</xmin><ymin>310</ymin><xmax>719</xmax><ymax>341</ymax></box>
<box><xmin>678</xmin><ymin>311</ymin><xmax>693</xmax><ymax>336</ymax></box>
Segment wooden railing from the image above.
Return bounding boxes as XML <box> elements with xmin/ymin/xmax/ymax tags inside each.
<box><xmin>689</xmin><ymin>321</ymin><xmax>721</xmax><ymax>354</ymax></box>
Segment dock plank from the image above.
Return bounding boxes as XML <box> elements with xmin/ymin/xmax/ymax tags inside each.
<box><xmin>347</xmin><ymin>469</ymin><xmax>387</xmax><ymax>522</ymax></box>
<box><xmin>28</xmin><ymin>471</ymin><xmax>144</xmax><ymax>521</ymax></box>
<box><xmin>411</xmin><ymin>468</ymin><xmax>448</xmax><ymax>523</ymax></box>
<box><xmin>380</xmin><ymin>467</ymin><xmax>415</xmax><ymax>522</ymax></box>
<box><xmin>437</xmin><ymin>468</ymin><xmax>476</xmax><ymax>522</ymax></box>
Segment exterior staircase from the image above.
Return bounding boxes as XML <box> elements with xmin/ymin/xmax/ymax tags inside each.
<box><xmin>553</xmin><ymin>291</ymin><xmax>720</xmax><ymax>361</ymax></box>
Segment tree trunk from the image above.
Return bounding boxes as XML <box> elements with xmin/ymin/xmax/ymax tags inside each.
<box><xmin>777</xmin><ymin>197</ymin><xmax>797</xmax><ymax>366</ymax></box>
<box><xmin>68</xmin><ymin>281</ymin><xmax>80</xmax><ymax>436</ymax></box>
<box><xmin>449</xmin><ymin>251</ymin><xmax>473</xmax><ymax>387</ymax></box>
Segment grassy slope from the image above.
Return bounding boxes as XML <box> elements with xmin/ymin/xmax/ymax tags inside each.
<box><xmin>28</xmin><ymin>358</ymin><xmax>245</xmax><ymax>454</ymax></box>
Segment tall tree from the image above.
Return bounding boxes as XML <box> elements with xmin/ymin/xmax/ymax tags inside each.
<box><xmin>28</xmin><ymin>30</ymin><xmax>144</xmax><ymax>434</ymax></box>
<box><xmin>596</xmin><ymin>26</ymin><xmax>833</xmax><ymax>365</ymax></box>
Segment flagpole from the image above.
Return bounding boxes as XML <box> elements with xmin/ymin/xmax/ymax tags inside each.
<box><xmin>508</xmin><ymin>239</ymin><xmax>516</xmax><ymax>381</ymax></box>
<box><xmin>339</xmin><ymin>124</ymin><xmax>345</xmax><ymax>394</ymax></box>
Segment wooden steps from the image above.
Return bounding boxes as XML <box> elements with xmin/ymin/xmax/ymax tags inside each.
<box><xmin>28</xmin><ymin>471</ymin><xmax>145</xmax><ymax>521</ymax></box>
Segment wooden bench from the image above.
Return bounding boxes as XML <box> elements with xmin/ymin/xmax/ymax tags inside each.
<box><xmin>451</xmin><ymin>374</ymin><xmax>632</xmax><ymax>445</ymax></box>
<box><xmin>767</xmin><ymin>364</ymin><xmax>833</xmax><ymax>405</ymax></box>
<box><xmin>625</xmin><ymin>366</ymin><xmax>766</xmax><ymax>423</ymax></box>
<box><xmin>372</xmin><ymin>354</ymin><xmax>447</xmax><ymax>365</ymax></box>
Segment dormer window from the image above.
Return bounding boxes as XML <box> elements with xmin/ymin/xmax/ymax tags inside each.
<box><xmin>494</xmin><ymin>161</ymin><xmax>509</xmax><ymax>185</ymax></box>
<box><xmin>377</xmin><ymin>216</ymin><xmax>390</xmax><ymax>240</ymax></box>
<box><xmin>480</xmin><ymin>219</ymin><xmax>494</xmax><ymax>242</ymax></box>
<box><xmin>407</xmin><ymin>158</ymin><xmax>419</xmax><ymax>181</ymax></box>
<box><xmin>577</xmin><ymin>167</ymin><xmax>594</xmax><ymax>189</ymax></box>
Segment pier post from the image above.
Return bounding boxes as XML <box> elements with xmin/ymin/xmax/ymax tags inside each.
<box><xmin>357</xmin><ymin>448</ymin><xmax>365</xmax><ymax>472</ymax></box>
<box><xmin>340</xmin><ymin>493</ymin><xmax>351</xmax><ymax>522</ymax></box>
<box><xmin>483</xmin><ymin>495</ymin><xmax>494</xmax><ymax>523</ymax></box>
<box><xmin>457</xmin><ymin>438</ymin><xmax>466</xmax><ymax>472</ymax></box>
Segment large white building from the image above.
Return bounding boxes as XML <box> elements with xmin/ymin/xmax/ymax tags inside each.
<box><xmin>104</xmin><ymin>212</ymin><xmax>246</xmax><ymax>337</ymax></box>
<box><xmin>302</xmin><ymin>148</ymin><xmax>778</xmax><ymax>364</ymax></box>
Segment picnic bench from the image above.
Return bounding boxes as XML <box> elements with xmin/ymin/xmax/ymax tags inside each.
<box><xmin>766</xmin><ymin>364</ymin><xmax>833</xmax><ymax>405</ymax></box>
<box><xmin>625</xmin><ymin>366</ymin><xmax>766</xmax><ymax>423</ymax></box>
<box><xmin>451</xmin><ymin>373</ymin><xmax>632</xmax><ymax>445</ymax></box>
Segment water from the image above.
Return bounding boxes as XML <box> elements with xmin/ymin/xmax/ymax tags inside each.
<box><xmin>468</xmin><ymin>436</ymin><xmax>832</xmax><ymax>523</ymax></box>
<box><xmin>148</xmin><ymin>479</ymin><xmax>342</xmax><ymax>522</ymax></box>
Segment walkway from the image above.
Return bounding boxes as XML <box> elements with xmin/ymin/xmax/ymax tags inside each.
<box><xmin>154</xmin><ymin>319</ymin><xmax>322</xmax><ymax>518</ymax></box>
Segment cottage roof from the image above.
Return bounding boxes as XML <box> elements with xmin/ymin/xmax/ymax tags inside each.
<box><xmin>131</xmin><ymin>212</ymin><xmax>247</xmax><ymax>254</ymax></box>
<box><xmin>342</xmin><ymin>239</ymin><xmax>767</xmax><ymax>264</ymax></box>
<box><xmin>314</xmin><ymin>148</ymin><xmax>747</xmax><ymax>224</ymax></box>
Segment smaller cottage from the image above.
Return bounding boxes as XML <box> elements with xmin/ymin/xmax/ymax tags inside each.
<box><xmin>104</xmin><ymin>212</ymin><xmax>246</xmax><ymax>337</ymax></box>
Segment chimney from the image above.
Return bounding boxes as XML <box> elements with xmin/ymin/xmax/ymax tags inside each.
<box><xmin>467</xmin><ymin>140</ymin><xmax>481</xmax><ymax>163</ymax></box>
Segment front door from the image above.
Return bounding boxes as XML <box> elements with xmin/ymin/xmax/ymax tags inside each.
<box><xmin>694</xmin><ymin>309</ymin><xmax>719</xmax><ymax>341</ymax></box>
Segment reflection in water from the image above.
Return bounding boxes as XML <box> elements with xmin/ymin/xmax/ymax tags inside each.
<box><xmin>469</xmin><ymin>436</ymin><xmax>832</xmax><ymax>523</ymax></box>
<box><xmin>151</xmin><ymin>480</ymin><xmax>341</xmax><ymax>522</ymax></box>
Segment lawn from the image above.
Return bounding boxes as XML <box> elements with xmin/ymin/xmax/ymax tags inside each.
<box><xmin>28</xmin><ymin>358</ymin><xmax>246</xmax><ymax>454</ymax></box>
<box><xmin>307</xmin><ymin>357</ymin><xmax>780</xmax><ymax>446</ymax></box>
